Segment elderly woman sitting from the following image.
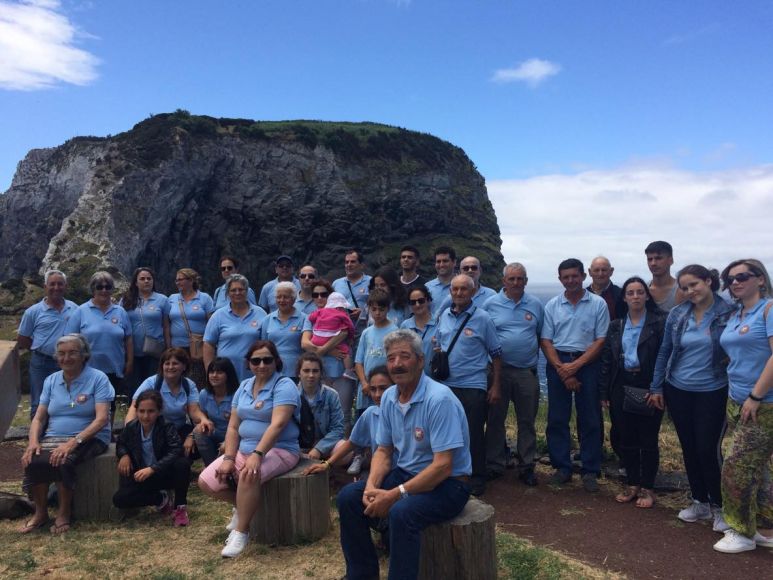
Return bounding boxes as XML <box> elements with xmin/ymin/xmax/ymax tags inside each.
<box><xmin>20</xmin><ymin>334</ymin><xmax>114</xmax><ymax>534</ymax></box>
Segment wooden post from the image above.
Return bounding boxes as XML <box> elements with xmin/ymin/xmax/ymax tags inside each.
<box><xmin>418</xmin><ymin>498</ymin><xmax>497</xmax><ymax>580</ymax></box>
<box><xmin>249</xmin><ymin>457</ymin><xmax>330</xmax><ymax>545</ymax></box>
<box><xmin>72</xmin><ymin>443</ymin><xmax>118</xmax><ymax>522</ymax></box>
<box><xmin>0</xmin><ymin>340</ymin><xmax>21</xmax><ymax>441</ymax></box>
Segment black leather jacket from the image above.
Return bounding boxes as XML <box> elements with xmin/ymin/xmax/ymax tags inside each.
<box><xmin>116</xmin><ymin>415</ymin><xmax>182</xmax><ymax>472</ymax></box>
<box><xmin>598</xmin><ymin>309</ymin><xmax>667</xmax><ymax>401</ymax></box>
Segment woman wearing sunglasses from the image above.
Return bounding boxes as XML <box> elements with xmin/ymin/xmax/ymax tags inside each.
<box><xmin>713</xmin><ymin>260</ymin><xmax>773</xmax><ymax>553</ymax></box>
<box><xmin>198</xmin><ymin>340</ymin><xmax>300</xmax><ymax>558</ymax></box>
<box><xmin>212</xmin><ymin>256</ymin><xmax>257</xmax><ymax>310</ymax></box>
<box><xmin>400</xmin><ymin>284</ymin><xmax>437</xmax><ymax>375</ymax></box>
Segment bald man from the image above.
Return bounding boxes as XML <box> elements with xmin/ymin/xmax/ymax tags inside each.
<box><xmin>587</xmin><ymin>256</ymin><xmax>625</xmax><ymax>321</ymax></box>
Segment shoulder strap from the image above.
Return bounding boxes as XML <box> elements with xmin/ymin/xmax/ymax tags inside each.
<box><xmin>154</xmin><ymin>374</ymin><xmax>164</xmax><ymax>391</ymax></box>
<box><xmin>446</xmin><ymin>310</ymin><xmax>473</xmax><ymax>356</ymax></box>
<box><xmin>345</xmin><ymin>280</ymin><xmax>358</xmax><ymax>307</ymax></box>
<box><xmin>178</xmin><ymin>299</ymin><xmax>194</xmax><ymax>339</ymax></box>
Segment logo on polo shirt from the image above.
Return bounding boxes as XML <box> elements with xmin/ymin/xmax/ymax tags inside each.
<box><xmin>192</xmin><ymin>304</ymin><xmax>200</xmax><ymax>311</ymax></box>
<box><xmin>525</xmin><ymin>313</ymin><xmax>533</xmax><ymax>321</ymax></box>
<box><xmin>464</xmin><ymin>328</ymin><xmax>474</xmax><ymax>337</ymax></box>
<box><xmin>291</xmin><ymin>326</ymin><xmax>298</xmax><ymax>332</ymax></box>
<box><xmin>223</xmin><ymin>410</ymin><xmax>231</xmax><ymax>420</ymax></box>
<box><xmin>76</xmin><ymin>394</ymin><xmax>89</xmax><ymax>404</ymax></box>
<box><xmin>255</xmin><ymin>401</ymin><xmax>264</xmax><ymax>410</ymax></box>
<box><xmin>148</xmin><ymin>305</ymin><xmax>156</xmax><ymax>311</ymax></box>
<box><xmin>359</xmin><ymin>288</ymin><xmax>365</xmax><ymax>293</ymax></box>
<box><xmin>251</xmin><ymin>320</ymin><xmax>258</xmax><ymax>327</ymax></box>
<box><xmin>111</xmin><ymin>317</ymin><xmax>118</xmax><ymax>324</ymax></box>
<box><xmin>740</xmin><ymin>325</ymin><xmax>750</xmax><ymax>335</ymax></box>
<box><xmin>414</xmin><ymin>427</ymin><xmax>425</xmax><ymax>441</ymax></box>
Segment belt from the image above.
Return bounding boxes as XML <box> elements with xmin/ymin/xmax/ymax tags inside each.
<box><xmin>556</xmin><ymin>350</ymin><xmax>585</xmax><ymax>360</ymax></box>
<box><xmin>454</xmin><ymin>475</ymin><xmax>470</xmax><ymax>483</ymax></box>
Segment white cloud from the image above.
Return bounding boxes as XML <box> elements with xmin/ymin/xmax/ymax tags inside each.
<box><xmin>491</xmin><ymin>58</ymin><xmax>561</xmax><ymax>88</ymax></box>
<box><xmin>0</xmin><ymin>0</ymin><xmax>98</xmax><ymax>90</ymax></box>
<box><xmin>488</xmin><ymin>164</ymin><xmax>773</xmax><ymax>283</ymax></box>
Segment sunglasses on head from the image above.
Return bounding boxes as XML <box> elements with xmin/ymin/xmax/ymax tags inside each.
<box><xmin>95</xmin><ymin>284</ymin><xmax>113</xmax><ymax>291</ymax></box>
<box><xmin>409</xmin><ymin>298</ymin><xmax>427</xmax><ymax>305</ymax></box>
<box><xmin>728</xmin><ymin>272</ymin><xmax>757</xmax><ymax>284</ymax></box>
<box><xmin>249</xmin><ymin>356</ymin><xmax>275</xmax><ymax>366</ymax></box>
<box><xmin>312</xmin><ymin>291</ymin><xmax>330</xmax><ymax>298</ymax></box>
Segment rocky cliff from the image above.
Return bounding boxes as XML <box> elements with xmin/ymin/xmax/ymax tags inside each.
<box><xmin>0</xmin><ymin>112</ymin><xmax>503</xmax><ymax>296</ymax></box>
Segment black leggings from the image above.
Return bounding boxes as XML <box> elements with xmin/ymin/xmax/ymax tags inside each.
<box><xmin>611</xmin><ymin>383</ymin><xmax>663</xmax><ymax>488</ymax></box>
<box><xmin>664</xmin><ymin>382</ymin><xmax>727</xmax><ymax>505</ymax></box>
<box><xmin>112</xmin><ymin>456</ymin><xmax>191</xmax><ymax>508</ymax></box>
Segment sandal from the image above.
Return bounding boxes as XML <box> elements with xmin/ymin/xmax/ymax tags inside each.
<box><xmin>615</xmin><ymin>486</ymin><xmax>640</xmax><ymax>504</ymax></box>
<box><xmin>50</xmin><ymin>519</ymin><xmax>71</xmax><ymax>534</ymax></box>
<box><xmin>19</xmin><ymin>518</ymin><xmax>48</xmax><ymax>534</ymax></box>
<box><xmin>636</xmin><ymin>489</ymin><xmax>655</xmax><ymax>509</ymax></box>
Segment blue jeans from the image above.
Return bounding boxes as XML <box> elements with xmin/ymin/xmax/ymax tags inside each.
<box><xmin>546</xmin><ymin>353</ymin><xmax>602</xmax><ymax>475</ymax></box>
<box><xmin>193</xmin><ymin>431</ymin><xmax>225</xmax><ymax>466</ymax></box>
<box><xmin>29</xmin><ymin>351</ymin><xmax>59</xmax><ymax>418</ymax></box>
<box><xmin>337</xmin><ymin>468</ymin><xmax>470</xmax><ymax>580</ymax></box>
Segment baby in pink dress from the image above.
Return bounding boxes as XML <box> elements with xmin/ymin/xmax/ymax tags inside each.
<box><xmin>307</xmin><ymin>292</ymin><xmax>356</xmax><ymax>377</ymax></box>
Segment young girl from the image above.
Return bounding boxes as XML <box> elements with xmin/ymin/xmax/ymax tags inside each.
<box><xmin>194</xmin><ymin>358</ymin><xmax>240</xmax><ymax>466</ymax></box>
<box><xmin>113</xmin><ymin>390</ymin><xmax>192</xmax><ymax>526</ymax></box>
<box><xmin>307</xmin><ymin>292</ymin><xmax>356</xmax><ymax>379</ymax></box>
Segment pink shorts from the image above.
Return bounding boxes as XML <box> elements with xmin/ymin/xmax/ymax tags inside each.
<box><xmin>198</xmin><ymin>448</ymin><xmax>299</xmax><ymax>492</ymax></box>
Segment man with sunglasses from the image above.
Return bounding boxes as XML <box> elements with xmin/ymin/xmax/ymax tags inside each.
<box><xmin>212</xmin><ymin>256</ymin><xmax>256</xmax><ymax>310</ymax></box>
<box><xmin>295</xmin><ymin>264</ymin><xmax>319</xmax><ymax>314</ymax></box>
<box><xmin>332</xmin><ymin>249</ymin><xmax>371</xmax><ymax>324</ymax></box>
<box><xmin>483</xmin><ymin>262</ymin><xmax>544</xmax><ymax>486</ymax></box>
<box><xmin>18</xmin><ymin>270</ymin><xmax>78</xmax><ymax>418</ymax></box>
<box><xmin>435</xmin><ymin>256</ymin><xmax>496</xmax><ymax>314</ymax></box>
<box><xmin>258</xmin><ymin>255</ymin><xmax>301</xmax><ymax>313</ymax></box>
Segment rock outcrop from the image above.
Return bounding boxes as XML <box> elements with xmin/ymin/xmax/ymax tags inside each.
<box><xmin>0</xmin><ymin>112</ymin><xmax>503</xmax><ymax>295</ymax></box>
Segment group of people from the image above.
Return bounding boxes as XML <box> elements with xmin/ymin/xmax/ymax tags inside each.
<box><xmin>14</xmin><ymin>241</ymin><xmax>773</xmax><ymax>577</ymax></box>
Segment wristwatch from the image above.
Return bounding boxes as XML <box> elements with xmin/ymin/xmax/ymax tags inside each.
<box><xmin>253</xmin><ymin>449</ymin><xmax>265</xmax><ymax>458</ymax></box>
<box><xmin>75</xmin><ymin>436</ymin><xmax>84</xmax><ymax>445</ymax></box>
<box><xmin>398</xmin><ymin>484</ymin><xmax>409</xmax><ymax>499</ymax></box>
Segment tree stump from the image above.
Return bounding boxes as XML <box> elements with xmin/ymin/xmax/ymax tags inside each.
<box><xmin>72</xmin><ymin>443</ymin><xmax>118</xmax><ymax>521</ymax></box>
<box><xmin>249</xmin><ymin>457</ymin><xmax>330</xmax><ymax>545</ymax></box>
<box><xmin>0</xmin><ymin>340</ymin><xmax>20</xmax><ymax>441</ymax></box>
<box><xmin>418</xmin><ymin>498</ymin><xmax>496</xmax><ymax>580</ymax></box>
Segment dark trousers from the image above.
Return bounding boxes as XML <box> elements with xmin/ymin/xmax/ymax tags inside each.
<box><xmin>112</xmin><ymin>456</ymin><xmax>191</xmax><ymax>508</ymax></box>
<box><xmin>664</xmin><ymin>382</ymin><xmax>727</xmax><ymax>505</ymax></box>
<box><xmin>611</xmin><ymin>383</ymin><xmax>663</xmax><ymax>488</ymax></box>
<box><xmin>337</xmin><ymin>468</ymin><xmax>470</xmax><ymax>580</ymax></box>
<box><xmin>450</xmin><ymin>387</ymin><xmax>487</xmax><ymax>484</ymax></box>
<box><xmin>25</xmin><ymin>438</ymin><xmax>107</xmax><ymax>490</ymax></box>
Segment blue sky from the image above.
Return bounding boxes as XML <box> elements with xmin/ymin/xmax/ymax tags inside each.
<box><xmin>2</xmin><ymin>0</ymin><xmax>773</xmax><ymax>281</ymax></box>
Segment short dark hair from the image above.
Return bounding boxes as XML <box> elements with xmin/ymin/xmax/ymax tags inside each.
<box><xmin>207</xmin><ymin>357</ymin><xmax>240</xmax><ymax>395</ymax></box>
<box><xmin>645</xmin><ymin>241</ymin><xmax>673</xmax><ymax>256</ymax></box>
<box><xmin>434</xmin><ymin>246</ymin><xmax>456</xmax><ymax>262</ymax></box>
<box><xmin>344</xmin><ymin>249</ymin><xmax>364</xmax><ymax>263</ymax></box>
<box><xmin>295</xmin><ymin>351</ymin><xmax>324</xmax><ymax>378</ymax></box>
<box><xmin>367</xmin><ymin>364</ymin><xmax>391</xmax><ymax>382</ymax></box>
<box><xmin>135</xmin><ymin>389</ymin><xmax>164</xmax><ymax>411</ymax></box>
<box><xmin>367</xmin><ymin>288</ymin><xmax>391</xmax><ymax>308</ymax></box>
<box><xmin>311</xmin><ymin>278</ymin><xmax>334</xmax><ymax>294</ymax></box>
<box><xmin>407</xmin><ymin>284</ymin><xmax>432</xmax><ymax>302</ymax></box>
<box><xmin>158</xmin><ymin>348</ymin><xmax>190</xmax><ymax>374</ymax></box>
<box><xmin>400</xmin><ymin>245</ymin><xmax>420</xmax><ymax>258</ymax></box>
<box><xmin>558</xmin><ymin>258</ymin><xmax>584</xmax><ymax>274</ymax></box>
<box><xmin>220</xmin><ymin>255</ymin><xmax>240</xmax><ymax>268</ymax></box>
<box><xmin>678</xmin><ymin>264</ymin><xmax>720</xmax><ymax>292</ymax></box>
<box><xmin>245</xmin><ymin>340</ymin><xmax>283</xmax><ymax>372</ymax></box>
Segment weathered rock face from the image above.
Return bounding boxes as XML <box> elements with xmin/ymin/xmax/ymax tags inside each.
<box><xmin>0</xmin><ymin>112</ymin><xmax>503</xmax><ymax>295</ymax></box>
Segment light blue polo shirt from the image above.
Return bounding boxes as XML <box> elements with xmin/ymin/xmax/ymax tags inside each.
<box><xmin>40</xmin><ymin>366</ymin><xmax>115</xmax><ymax>445</ymax></box>
<box><xmin>258</xmin><ymin>278</ymin><xmax>302</xmax><ymax>313</ymax></box>
<box><xmin>721</xmin><ymin>298</ymin><xmax>773</xmax><ymax>404</ymax></box>
<box><xmin>400</xmin><ymin>317</ymin><xmax>438</xmax><ymax>375</ymax></box>
<box><xmin>669</xmin><ymin>303</ymin><xmax>727</xmax><ymax>392</ymax></box>
<box><xmin>482</xmin><ymin>290</ymin><xmax>544</xmax><ymax>368</ymax></box>
<box><xmin>65</xmin><ymin>301</ymin><xmax>132</xmax><ymax>377</ymax></box>
<box><xmin>141</xmin><ymin>426</ymin><xmax>156</xmax><ymax>467</ymax></box>
<box><xmin>198</xmin><ymin>389</ymin><xmax>233</xmax><ymax>437</ymax></box>
<box><xmin>333</xmin><ymin>275</ymin><xmax>372</xmax><ymax>310</ymax></box>
<box><xmin>19</xmin><ymin>298</ymin><xmax>78</xmax><ymax>357</ymax></box>
<box><xmin>259</xmin><ymin>309</ymin><xmax>307</xmax><ymax>378</ymax></box>
<box><xmin>232</xmin><ymin>374</ymin><xmax>300</xmax><ymax>454</ymax></box>
<box><xmin>212</xmin><ymin>284</ymin><xmax>257</xmax><ymax>310</ymax></box>
<box><xmin>302</xmin><ymin>318</ymin><xmax>345</xmax><ymax>378</ymax></box>
<box><xmin>622</xmin><ymin>312</ymin><xmax>646</xmax><ymax>370</ymax></box>
<box><xmin>436</xmin><ymin>304</ymin><xmax>502</xmax><ymax>389</ymax></box>
<box><xmin>204</xmin><ymin>304</ymin><xmax>267</xmax><ymax>382</ymax></box>
<box><xmin>133</xmin><ymin>375</ymin><xmax>200</xmax><ymax>429</ymax></box>
<box><xmin>354</xmin><ymin>322</ymin><xmax>398</xmax><ymax>409</ymax></box>
<box><xmin>425</xmin><ymin>277</ymin><xmax>451</xmax><ymax>315</ymax></box>
<box><xmin>294</xmin><ymin>297</ymin><xmax>317</xmax><ymax>315</ymax></box>
<box><xmin>542</xmin><ymin>290</ymin><xmax>610</xmax><ymax>352</ymax></box>
<box><xmin>122</xmin><ymin>293</ymin><xmax>168</xmax><ymax>355</ymax></box>
<box><xmin>377</xmin><ymin>375</ymin><xmax>471</xmax><ymax>477</ymax></box>
<box><xmin>350</xmin><ymin>404</ymin><xmax>383</xmax><ymax>454</ymax></box>
<box><xmin>167</xmin><ymin>291</ymin><xmax>214</xmax><ymax>347</ymax></box>
<box><xmin>436</xmin><ymin>284</ymin><xmax>497</xmax><ymax>315</ymax></box>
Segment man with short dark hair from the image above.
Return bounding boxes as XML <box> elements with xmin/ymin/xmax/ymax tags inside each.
<box><xmin>541</xmin><ymin>259</ymin><xmax>610</xmax><ymax>492</ymax></box>
<box><xmin>258</xmin><ymin>255</ymin><xmax>301</xmax><ymax>312</ymax></box>
<box><xmin>337</xmin><ymin>329</ymin><xmax>471</xmax><ymax>580</ymax></box>
<box><xmin>645</xmin><ymin>241</ymin><xmax>686</xmax><ymax>312</ymax></box>
<box><xmin>398</xmin><ymin>245</ymin><xmax>426</xmax><ymax>292</ymax></box>
<box><xmin>332</xmin><ymin>249</ymin><xmax>371</xmax><ymax>323</ymax></box>
<box><xmin>426</xmin><ymin>246</ymin><xmax>456</xmax><ymax>314</ymax></box>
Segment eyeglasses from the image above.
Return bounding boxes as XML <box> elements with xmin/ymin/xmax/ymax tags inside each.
<box><xmin>95</xmin><ymin>285</ymin><xmax>113</xmax><ymax>291</ymax></box>
<box><xmin>409</xmin><ymin>298</ymin><xmax>427</xmax><ymax>305</ymax></box>
<box><xmin>461</xmin><ymin>265</ymin><xmax>479</xmax><ymax>271</ymax></box>
<box><xmin>312</xmin><ymin>291</ymin><xmax>330</xmax><ymax>298</ymax></box>
<box><xmin>728</xmin><ymin>272</ymin><xmax>757</xmax><ymax>284</ymax></box>
<box><xmin>299</xmin><ymin>274</ymin><xmax>315</xmax><ymax>279</ymax></box>
<box><xmin>249</xmin><ymin>356</ymin><xmax>275</xmax><ymax>366</ymax></box>
<box><xmin>175</xmin><ymin>278</ymin><xmax>189</xmax><ymax>283</ymax></box>
<box><xmin>220</xmin><ymin>265</ymin><xmax>234</xmax><ymax>272</ymax></box>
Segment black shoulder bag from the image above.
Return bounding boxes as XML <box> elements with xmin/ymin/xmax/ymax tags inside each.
<box><xmin>431</xmin><ymin>311</ymin><xmax>472</xmax><ymax>381</ymax></box>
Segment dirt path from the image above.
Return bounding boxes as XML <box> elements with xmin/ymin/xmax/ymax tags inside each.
<box><xmin>485</xmin><ymin>469</ymin><xmax>771</xmax><ymax>579</ymax></box>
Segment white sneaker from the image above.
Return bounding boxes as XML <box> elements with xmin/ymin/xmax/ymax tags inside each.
<box><xmin>678</xmin><ymin>500</ymin><xmax>712</xmax><ymax>523</ymax></box>
<box><xmin>226</xmin><ymin>507</ymin><xmax>238</xmax><ymax>532</ymax></box>
<box><xmin>754</xmin><ymin>532</ymin><xmax>773</xmax><ymax>548</ymax></box>
<box><xmin>713</xmin><ymin>529</ymin><xmax>756</xmax><ymax>553</ymax></box>
<box><xmin>712</xmin><ymin>507</ymin><xmax>730</xmax><ymax>533</ymax></box>
<box><xmin>221</xmin><ymin>530</ymin><xmax>249</xmax><ymax>558</ymax></box>
<box><xmin>347</xmin><ymin>453</ymin><xmax>364</xmax><ymax>476</ymax></box>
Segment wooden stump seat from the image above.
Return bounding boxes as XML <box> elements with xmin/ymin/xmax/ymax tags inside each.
<box><xmin>72</xmin><ymin>443</ymin><xmax>118</xmax><ymax>521</ymax></box>
<box><xmin>418</xmin><ymin>497</ymin><xmax>497</xmax><ymax>580</ymax></box>
<box><xmin>249</xmin><ymin>457</ymin><xmax>330</xmax><ymax>545</ymax></box>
